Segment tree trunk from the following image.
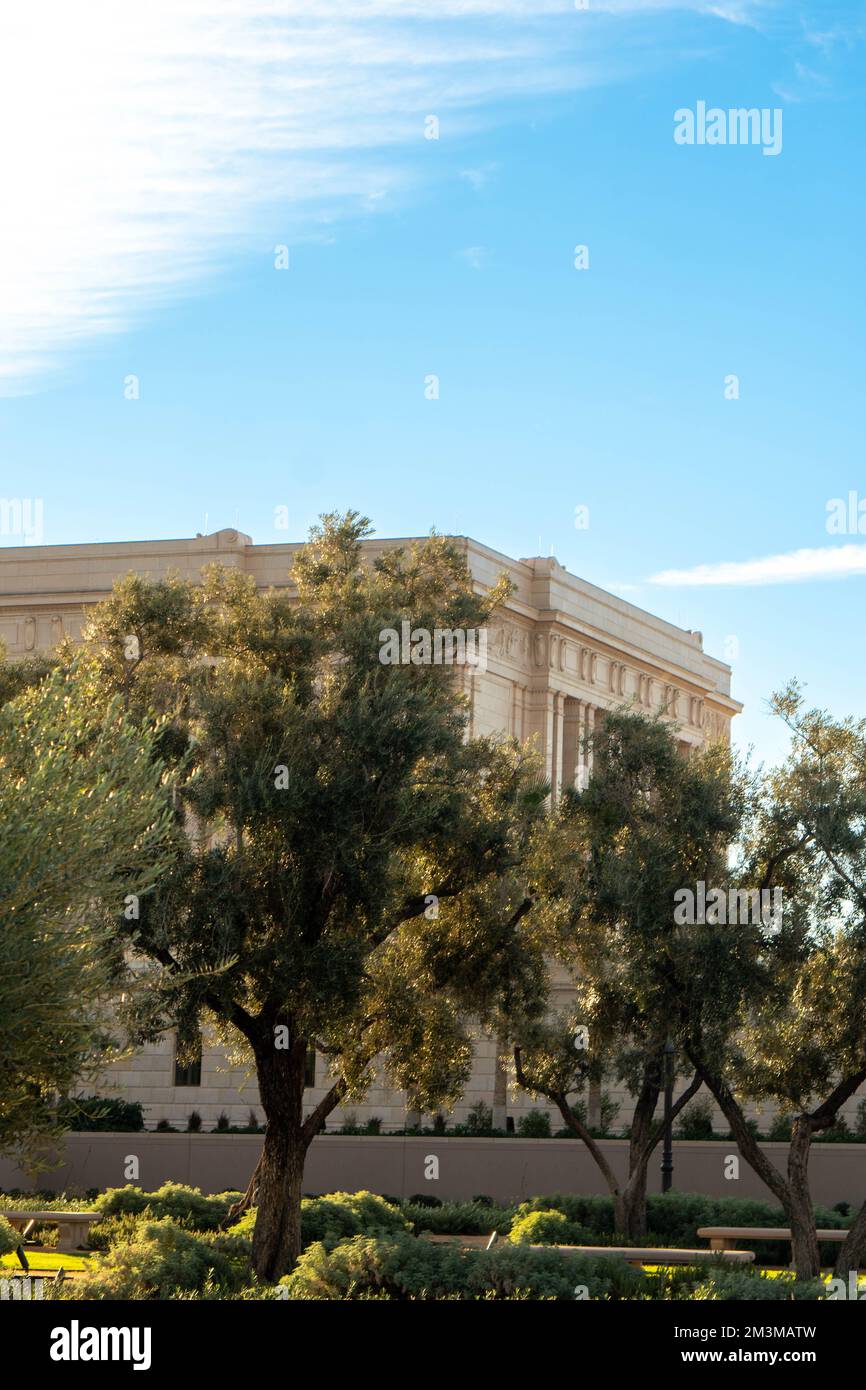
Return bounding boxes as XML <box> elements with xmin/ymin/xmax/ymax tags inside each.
<box><xmin>689</xmin><ymin>1053</ymin><xmax>823</xmax><ymax>1280</ymax></box>
<box><xmin>251</xmin><ymin>1121</ymin><xmax>306</xmax><ymax>1282</ymax></box>
<box><xmin>615</xmin><ymin>1166</ymin><xmax>649</xmax><ymax>1241</ymax></box>
<box><xmin>833</xmin><ymin>1196</ymin><xmax>866</xmax><ymax>1282</ymax></box>
<box><xmin>513</xmin><ymin>1046</ymin><xmax>700</xmax><ymax>1246</ymax></box>
<box><xmin>787</xmin><ymin>1116</ymin><xmax>821</xmax><ymax>1279</ymax></box>
<box><xmin>250</xmin><ymin>1039</ymin><xmax>309</xmax><ymax>1283</ymax></box>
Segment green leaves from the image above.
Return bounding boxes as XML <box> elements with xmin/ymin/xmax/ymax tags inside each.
<box><xmin>59</xmin><ymin>514</ymin><xmax>544</xmax><ymax>1122</ymax></box>
<box><xmin>0</xmin><ymin>665</ymin><xmax>179</xmax><ymax>1156</ymax></box>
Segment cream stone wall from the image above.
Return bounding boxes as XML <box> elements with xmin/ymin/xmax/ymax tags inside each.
<box><xmin>0</xmin><ymin>528</ymin><xmax>751</xmax><ymax>1134</ymax></box>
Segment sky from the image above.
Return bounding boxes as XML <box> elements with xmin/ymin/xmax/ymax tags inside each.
<box><xmin>1</xmin><ymin>0</ymin><xmax>864</xmax><ymax>767</ymax></box>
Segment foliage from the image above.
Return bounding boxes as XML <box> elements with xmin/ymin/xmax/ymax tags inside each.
<box><xmin>686</xmin><ymin>683</ymin><xmax>866</xmax><ymax>1276</ymax></box>
<box><xmin>404</xmin><ymin>1199</ymin><xmax>516</xmax><ymax>1236</ymax></box>
<box><xmin>0</xmin><ymin>1214</ymin><xmax>20</xmax><ymax>1258</ymax></box>
<box><xmin>65</xmin><ymin>513</ymin><xmax>551</xmax><ymax>1277</ymax></box>
<box><xmin>281</xmin><ymin>1232</ymin><xmax>647</xmax><ymax>1300</ymax></box>
<box><xmin>516</xmin><ymin>1109</ymin><xmax>552</xmax><ymax>1138</ymax></box>
<box><xmin>511</xmin><ymin>710</ymin><xmax>748</xmax><ymax>1236</ymax></box>
<box><xmin>230</xmin><ymin>1190</ymin><xmax>410</xmax><ymax>1249</ymax></box>
<box><xmin>94</xmin><ymin>1183</ymin><xmax>238</xmax><ymax>1232</ymax></box>
<box><xmin>675</xmin><ymin>1097</ymin><xmax>717</xmax><ymax>1140</ymax></box>
<box><xmin>683</xmin><ymin>1269</ymin><xmax>825</xmax><ymax>1301</ymax></box>
<box><xmin>509</xmin><ymin>1210</ymin><xmax>585</xmax><ymax>1245</ymax></box>
<box><xmin>56</xmin><ymin>1095</ymin><xmax>145</xmax><ymax>1133</ymax></box>
<box><xmin>513</xmin><ymin>1190</ymin><xmax>848</xmax><ymax>1263</ymax></box>
<box><xmin>65</xmin><ymin>1218</ymin><xmax>240</xmax><ymax>1299</ymax></box>
<box><xmin>0</xmin><ymin>665</ymin><xmax>178</xmax><ymax>1157</ymax></box>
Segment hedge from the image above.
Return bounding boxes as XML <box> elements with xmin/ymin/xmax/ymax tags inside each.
<box><xmin>280</xmin><ymin>1233</ymin><xmax>826</xmax><ymax>1301</ymax></box>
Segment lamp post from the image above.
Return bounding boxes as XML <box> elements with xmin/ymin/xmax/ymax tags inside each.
<box><xmin>661</xmin><ymin>1039</ymin><xmax>675</xmax><ymax>1193</ymax></box>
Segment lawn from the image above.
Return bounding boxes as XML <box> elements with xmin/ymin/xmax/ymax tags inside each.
<box><xmin>1</xmin><ymin>1250</ymin><xmax>91</xmax><ymax>1274</ymax></box>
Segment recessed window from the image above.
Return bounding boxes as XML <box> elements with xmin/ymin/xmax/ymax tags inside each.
<box><xmin>174</xmin><ymin>1036</ymin><xmax>202</xmax><ymax>1087</ymax></box>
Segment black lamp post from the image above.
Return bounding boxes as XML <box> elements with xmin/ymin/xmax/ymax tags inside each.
<box><xmin>661</xmin><ymin>1038</ymin><xmax>675</xmax><ymax>1193</ymax></box>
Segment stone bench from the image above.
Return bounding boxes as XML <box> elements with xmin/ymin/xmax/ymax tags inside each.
<box><xmin>528</xmin><ymin>1243</ymin><xmax>754</xmax><ymax>1266</ymax></box>
<box><xmin>1</xmin><ymin>1210</ymin><xmax>100</xmax><ymax>1254</ymax></box>
<box><xmin>424</xmin><ymin>1233</ymin><xmax>752</xmax><ymax>1264</ymax></box>
<box><xmin>698</xmin><ymin>1226</ymin><xmax>847</xmax><ymax>1255</ymax></box>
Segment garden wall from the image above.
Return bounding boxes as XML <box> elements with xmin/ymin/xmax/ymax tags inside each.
<box><xmin>2</xmin><ymin>1134</ymin><xmax>865</xmax><ymax>1206</ymax></box>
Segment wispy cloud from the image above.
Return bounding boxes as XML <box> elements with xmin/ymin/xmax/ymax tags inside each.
<box><xmin>459</xmin><ymin>161</ymin><xmax>501</xmax><ymax>190</ymax></box>
<box><xmin>649</xmin><ymin>545</ymin><xmax>866</xmax><ymax>588</ymax></box>
<box><xmin>0</xmin><ymin>0</ymin><xmax>768</xmax><ymax>394</ymax></box>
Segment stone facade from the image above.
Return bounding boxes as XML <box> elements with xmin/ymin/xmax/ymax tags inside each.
<box><xmin>1</xmin><ymin>528</ymin><xmax>749</xmax><ymax>1134</ymax></box>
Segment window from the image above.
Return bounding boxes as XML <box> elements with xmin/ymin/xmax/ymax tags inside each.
<box><xmin>174</xmin><ymin>1036</ymin><xmax>202</xmax><ymax>1087</ymax></box>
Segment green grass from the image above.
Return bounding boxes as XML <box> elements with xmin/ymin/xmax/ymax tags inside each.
<box><xmin>1</xmin><ymin>1250</ymin><xmax>91</xmax><ymax>1273</ymax></box>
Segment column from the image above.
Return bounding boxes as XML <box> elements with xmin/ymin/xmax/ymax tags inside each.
<box><xmin>562</xmin><ymin>697</ymin><xmax>582</xmax><ymax>790</ymax></box>
<box><xmin>552</xmin><ymin>691</ymin><xmax>565</xmax><ymax>800</ymax></box>
<box><xmin>585</xmin><ymin>704</ymin><xmax>596</xmax><ymax>774</ymax></box>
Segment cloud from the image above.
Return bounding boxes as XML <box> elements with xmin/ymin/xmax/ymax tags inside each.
<box><xmin>649</xmin><ymin>545</ymin><xmax>866</xmax><ymax>588</ymax></box>
<box><xmin>458</xmin><ymin>245</ymin><xmax>489</xmax><ymax>268</ymax></box>
<box><xmin>459</xmin><ymin>162</ymin><xmax>501</xmax><ymax>191</ymax></box>
<box><xmin>0</xmin><ymin>0</ymin><xmax>768</xmax><ymax>394</ymax></box>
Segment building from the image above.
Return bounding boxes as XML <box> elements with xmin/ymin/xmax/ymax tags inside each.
<box><xmin>0</xmin><ymin>527</ymin><xmax>743</xmax><ymax>1133</ymax></box>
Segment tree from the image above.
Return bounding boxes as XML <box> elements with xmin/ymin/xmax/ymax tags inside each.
<box><xmin>511</xmin><ymin>709</ymin><xmax>745</xmax><ymax>1239</ymax></box>
<box><xmin>685</xmin><ymin>683</ymin><xmax>866</xmax><ymax>1279</ymax></box>
<box><xmin>71</xmin><ymin>513</ymin><xmax>549</xmax><ymax>1280</ymax></box>
<box><xmin>0</xmin><ymin>663</ymin><xmax>176</xmax><ymax>1157</ymax></box>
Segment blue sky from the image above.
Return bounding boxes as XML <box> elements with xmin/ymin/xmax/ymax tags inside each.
<box><xmin>1</xmin><ymin>0</ymin><xmax>864</xmax><ymax>766</ymax></box>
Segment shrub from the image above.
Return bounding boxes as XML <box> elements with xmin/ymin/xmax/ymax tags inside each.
<box><xmin>517</xmin><ymin>1110</ymin><xmax>552</xmax><ymax>1138</ymax></box>
<box><xmin>155</xmin><ymin>1119</ymin><xmax>177</xmax><ymax>1132</ymax></box>
<box><xmin>67</xmin><ymin>1218</ymin><xmax>239</xmax><ymax>1299</ymax></box>
<box><xmin>766</xmin><ymin>1111</ymin><xmax>793</xmax><ymax>1142</ymax></box>
<box><xmin>229</xmin><ymin>1190</ymin><xmax>410</xmax><ymax>1250</ymax></box>
<box><xmin>0</xmin><ymin>1191</ymin><xmax>97</xmax><ymax>1211</ymax></box>
<box><xmin>464</xmin><ymin>1101</ymin><xmax>494</xmax><ymax>1136</ymax></box>
<box><xmin>187</xmin><ymin>1111</ymin><xmax>203</xmax><ymax>1133</ymax></box>
<box><xmin>94</xmin><ymin>1183</ymin><xmax>237</xmax><ymax>1232</ymax></box>
<box><xmin>509</xmin><ymin>1210</ymin><xmax>586</xmax><ymax>1246</ymax></box>
<box><xmin>675</xmin><ymin>1097</ymin><xmax>716</xmax><ymax>1140</ymax></box>
<box><xmin>686</xmin><ymin>1269</ymin><xmax>825</xmax><ymax>1301</ymax></box>
<box><xmin>214</xmin><ymin>1112</ymin><xmax>230</xmax><ymax>1132</ymax></box>
<box><xmin>56</xmin><ymin>1095</ymin><xmax>144</xmax><ymax>1133</ymax></box>
<box><xmin>515</xmin><ymin>1194</ymin><xmax>616</xmax><ymax>1236</ymax></box>
<box><xmin>300</xmin><ymin>1191</ymin><xmax>409</xmax><ymax>1247</ymax></box>
<box><xmin>281</xmin><ymin>1232</ymin><xmax>647</xmax><ymax>1300</ymax></box>
<box><xmin>405</xmin><ymin>1200</ymin><xmax>513</xmax><ymax>1237</ymax></box>
<box><xmin>550</xmin><ymin>1092</ymin><xmax>620</xmax><ymax>1138</ymax></box>
<box><xmin>817</xmin><ymin>1115</ymin><xmax>851</xmax><ymax>1143</ymax></box>
<box><xmin>408</xmin><ymin>1193</ymin><xmax>442</xmax><ymax>1209</ymax></box>
<box><xmin>512</xmin><ymin>1191</ymin><xmax>849</xmax><ymax>1262</ymax></box>
<box><xmin>0</xmin><ymin>1214</ymin><xmax>20</xmax><ymax>1258</ymax></box>
<box><xmin>86</xmin><ymin>1212</ymin><xmax>143</xmax><ymax>1252</ymax></box>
